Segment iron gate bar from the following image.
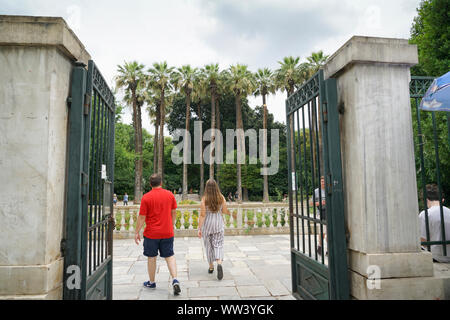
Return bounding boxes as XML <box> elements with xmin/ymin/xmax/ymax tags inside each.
<box><xmin>322</xmin><ymin>75</ymin><xmax>349</xmax><ymax>300</ymax></box>
<box><xmin>431</xmin><ymin>112</ymin><xmax>447</xmax><ymax>256</ymax></box>
<box><xmin>292</xmin><ymin>108</ymin><xmax>300</xmax><ymax>252</ymax></box>
<box><xmin>64</xmin><ymin>64</ymin><xmax>89</xmax><ymax>300</ymax></box>
<box><xmin>413</xmin><ymin>95</ymin><xmax>432</xmax><ymax>251</ymax></box>
<box><xmin>296</xmin><ymin>110</ymin><xmax>306</xmax><ymax>253</ymax></box>
<box><xmin>307</xmin><ymin>100</ymin><xmax>318</xmax><ymax>262</ymax></box>
<box><xmin>313</xmin><ymin>96</ymin><xmax>325</xmax><ymax>262</ymax></box>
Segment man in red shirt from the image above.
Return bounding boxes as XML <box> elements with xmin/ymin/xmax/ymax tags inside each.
<box><xmin>135</xmin><ymin>174</ymin><xmax>181</xmax><ymax>295</ymax></box>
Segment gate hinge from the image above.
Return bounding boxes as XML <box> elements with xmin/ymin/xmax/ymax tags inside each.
<box><xmin>60</xmin><ymin>238</ymin><xmax>66</xmax><ymax>257</ymax></box>
<box><xmin>81</xmin><ymin>172</ymin><xmax>88</xmax><ymax>196</ymax></box>
<box><xmin>67</xmin><ymin>97</ymin><xmax>72</xmax><ymax>107</ymax></box>
<box><xmin>322</xmin><ymin>101</ymin><xmax>328</xmax><ymax>123</ymax></box>
<box><xmin>84</xmin><ymin>94</ymin><xmax>91</xmax><ymax>115</ymax></box>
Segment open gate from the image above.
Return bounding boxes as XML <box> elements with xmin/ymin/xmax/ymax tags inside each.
<box><xmin>63</xmin><ymin>61</ymin><xmax>115</xmax><ymax>300</ymax></box>
<box><xmin>286</xmin><ymin>69</ymin><xmax>349</xmax><ymax>300</ymax></box>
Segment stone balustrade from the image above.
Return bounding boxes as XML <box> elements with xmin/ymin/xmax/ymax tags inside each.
<box><xmin>113</xmin><ymin>202</ymin><xmax>291</xmax><ymax>238</ymax></box>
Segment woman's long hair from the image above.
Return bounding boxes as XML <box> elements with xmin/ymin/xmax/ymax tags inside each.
<box><xmin>203</xmin><ymin>179</ymin><xmax>224</xmax><ymax>212</ymax></box>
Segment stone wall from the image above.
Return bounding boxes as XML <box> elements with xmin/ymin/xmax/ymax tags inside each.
<box><xmin>0</xmin><ymin>15</ymin><xmax>90</xmax><ymax>300</ymax></box>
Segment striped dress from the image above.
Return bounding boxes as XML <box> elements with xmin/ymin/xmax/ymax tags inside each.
<box><xmin>202</xmin><ymin>203</ymin><xmax>225</xmax><ymax>264</ymax></box>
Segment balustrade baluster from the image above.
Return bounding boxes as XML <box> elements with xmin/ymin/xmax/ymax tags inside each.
<box><xmin>277</xmin><ymin>208</ymin><xmax>282</xmax><ymax>227</ymax></box>
<box><xmin>128</xmin><ymin>210</ymin><xmax>135</xmax><ymax>232</ymax></box>
<box><xmin>120</xmin><ymin>210</ymin><xmax>126</xmax><ymax>232</ymax></box>
<box><xmin>180</xmin><ymin>211</ymin><xmax>185</xmax><ymax>230</ymax></box>
<box><xmin>244</xmin><ymin>210</ymin><xmax>248</xmax><ymax>229</ymax></box>
<box><xmin>228</xmin><ymin>209</ymin><xmax>234</xmax><ymax>229</ymax></box>
<box><xmin>284</xmin><ymin>208</ymin><xmax>290</xmax><ymax>228</ymax></box>
<box><xmin>188</xmin><ymin>210</ymin><xmax>194</xmax><ymax>229</ymax></box>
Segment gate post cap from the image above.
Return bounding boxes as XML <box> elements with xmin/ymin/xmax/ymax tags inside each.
<box><xmin>323</xmin><ymin>36</ymin><xmax>418</xmax><ymax>80</ymax></box>
<box><xmin>0</xmin><ymin>15</ymin><xmax>91</xmax><ymax>65</ymax></box>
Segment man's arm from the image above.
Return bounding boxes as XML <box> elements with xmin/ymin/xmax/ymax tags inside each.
<box><xmin>135</xmin><ymin>215</ymin><xmax>146</xmax><ymax>245</ymax></box>
<box><xmin>222</xmin><ymin>196</ymin><xmax>230</xmax><ymax>215</ymax></box>
<box><xmin>171</xmin><ymin>209</ymin><xmax>177</xmax><ymax>226</ymax></box>
<box><xmin>198</xmin><ymin>199</ymin><xmax>206</xmax><ymax>238</ymax></box>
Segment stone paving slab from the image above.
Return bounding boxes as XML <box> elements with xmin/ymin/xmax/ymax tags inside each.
<box><xmin>113</xmin><ymin>235</ymin><xmax>296</xmax><ymax>300</ymax></box>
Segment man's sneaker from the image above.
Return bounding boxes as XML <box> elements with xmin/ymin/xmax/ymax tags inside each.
<box><xmin>172</xmin><ymin>279</ymin><xmax>181</xmax><ymax>296</ymax></box>
<box><xmin>143</xmin><ymin>281</ymin><xmax>156</xmax><ymax>289</ymax></box>
<box><xmin>217</xmin><ymin>264</ymin><xmax>223</xmax><ymax>281</ymax></box>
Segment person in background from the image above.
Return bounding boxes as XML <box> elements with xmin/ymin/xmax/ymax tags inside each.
<box><xmin>419</xmin><ymin>184</ymin><xmax>450</xmax><ymax>263</ymax></box>
<box><xmin>113</xmin><ymin>194</ymin><xmax>118</xmax><ymax>206</ymax></box>
<box><xmin>123</xmin><ymin>193</ymin><xmax>129</xmax><ymax>206</ymax></box>
<box><xmin>135</xmin><ymin>174</ymin><xmax>181</xmax><ymax>295</ymax></box>
<box><xmin>198</xmin><ymin>179</ymin><xmax>231</xmax><ymax>280</ymax></box>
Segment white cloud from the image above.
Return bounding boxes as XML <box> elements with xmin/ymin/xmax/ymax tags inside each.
<box><xmin>0</xmin><ymin>0</ymin><xmax>421</xmax><ymax>131</ymax></box>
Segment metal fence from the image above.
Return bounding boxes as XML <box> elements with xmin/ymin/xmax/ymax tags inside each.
<box><xmin>410</xmin><ymin>76</ymin><xmax>450</xmax><ymax>260</ymax></box>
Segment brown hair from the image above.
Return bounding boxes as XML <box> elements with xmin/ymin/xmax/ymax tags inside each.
<box><xmin>150</xmin><ymin>174</ymin><xmax>162</xmax><ymax>188</ymax></box>
<box><xmin>203</xmin><ymin>179</ymin><xmax>224</xmax><ymax>212</ymax></box>
<box><xmin>426</xmin><ymin>184</ymin><xmax>440</xmax><ymax>201</ymax></box>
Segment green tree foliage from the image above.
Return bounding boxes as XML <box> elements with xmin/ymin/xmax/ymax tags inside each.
<box><xmin>409</xmin><ymin>0</ymin><xmax>450</xmax><ymax>208</ymax></box>
<box><xmin>410</xmin><ymin>0</ymin><xmax>450</xmax><ymax>76</ymax></box>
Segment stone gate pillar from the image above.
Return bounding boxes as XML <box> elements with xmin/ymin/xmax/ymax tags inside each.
<box><xmin>323</xmin><ymin>36</ymin><xmax>445</xmax><ymax>299</ymax></box>
<box><xmin>0</xmin><ymin>16</ymin><xmax>90</xmax><ymax>299</ymax></box>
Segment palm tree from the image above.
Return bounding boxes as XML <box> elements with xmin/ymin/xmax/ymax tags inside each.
<box><xmin>307</xmin><ymin>50</ymin><xmax>329</xmax><ymax>75</ymax></box>
<box><xmin>201</xmin><ymin>64</ymin><xmax>221</xmax><ymax>180</ymax></box>
<box><xmin>173</xmin><ymin>65</ymin><xmax>199</xmax><ymax>200</ymax></box>
<box><xmin>115</xmin><ymin>61</ymin><xmax>146</xmax><ymax>204</ymax></box>
<box><xmin>226</xmin><ymin>64</ymin><xmax>256</xmax><ymax>203</ymax></box>
<box><xmin>148</xmin><ymin>61</ymin><xmax>175</xmax><ymax>179</ymax></box>
<box><xmin>274</xmin><ymin>56</ymin><xmax>304</xmax><ymax>97</ymax></box>
<box><xmin>254</xmin><ymin>68</ymin><xmax>276</xmax><ymax>203</ymax></box>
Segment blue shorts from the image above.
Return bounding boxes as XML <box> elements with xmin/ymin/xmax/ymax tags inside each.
<box><xmin>143</xmin><ymin>237</ymin><xmax>174</xmax><ymax>258</ymax></box>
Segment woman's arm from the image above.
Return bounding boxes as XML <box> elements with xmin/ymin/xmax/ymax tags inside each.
<box><xmin>222</xmin><ymin>196</ymin><xmax>231</xmax><ymax>215</ymax></box>
<box><xmin>198</xmin><ymin>198</ymin><xmax>206</xmax><ymax>238</ymax></box>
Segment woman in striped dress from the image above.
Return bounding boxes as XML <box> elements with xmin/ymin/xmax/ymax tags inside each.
<box><xmin>198</xmin><ymin>179</ymin><xmax>230</xmax><ymax>280</ymax></box>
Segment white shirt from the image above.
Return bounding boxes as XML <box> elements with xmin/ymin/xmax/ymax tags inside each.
<box><xmin>419</xmin><ymin>205</ymin><xmax>450</xmax><ymax>263</ymax></box>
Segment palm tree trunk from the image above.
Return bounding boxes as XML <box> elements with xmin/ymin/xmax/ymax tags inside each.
<box><xmin>236</xmin><ymin>93</ymin><xmax>244</xmax><ymax>203</ymax></box>
<box><xmin>153</xmin><ymin>104</ymin><xmax>160</xmax><ymax>174</ymax></box>
<box><xmin>198</xmin><ymin>105</ymin><xmax>204</xmax><ymax>197</ymax></box>
<box><xmin>216</xmin><ymin>98</ymin><xmax>221</xmax><ymax>188</ymax></box>
<box><xmin>136</xmin><ymin>101</ymin><xmax>143</xmax><ymax>204</ymax></box>
<box><xmin>210</xmin><ymin>87</ymin><xmax>216</xmax><ymax>180</ymax></box>
<box><xmin>262</xmin><ymin>95</ymin><xmax>269</xmax><ymax>203</ymax></box>
<box><xmin>158</xmin><ymin>89</ymin><xmax>165</xmax><ymax>178</ymax></box>
<box><xmin>132</xmin><ymin>89</ymin><xmax>143</xmax><ymax>205</ymax></box>
<box><xmin>182</xmin><ymin>93</ymin><xmax>191</xmax><ymax>201</ymax></box>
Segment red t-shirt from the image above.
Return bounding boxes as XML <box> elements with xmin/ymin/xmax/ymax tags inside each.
<box><xmin>139</xmin><ymin>188</ymin><xmax>177</xmax><ymax>239</ymax></box>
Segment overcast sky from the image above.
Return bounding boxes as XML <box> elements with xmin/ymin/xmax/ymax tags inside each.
<box><xmin>1</xmin><ymin>0</ymin><xmax>420</xmax><ymax>132</ymax></box>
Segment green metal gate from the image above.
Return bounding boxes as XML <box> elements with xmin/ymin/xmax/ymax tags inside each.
<box><xmin>286</xmin><ymin>69</ymin><xmax>349</xmax><ymax>300</ymax></box>
<box><xmin>63</xmin><ymin>60</ymin><xmax>115</xmax><ymax>300</ymax></box>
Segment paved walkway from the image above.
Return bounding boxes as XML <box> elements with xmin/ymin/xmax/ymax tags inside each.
<box><xmin>113</xmin><ymin>235</ymin><xmax>296</xmax><ymax>300</ymax></box>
